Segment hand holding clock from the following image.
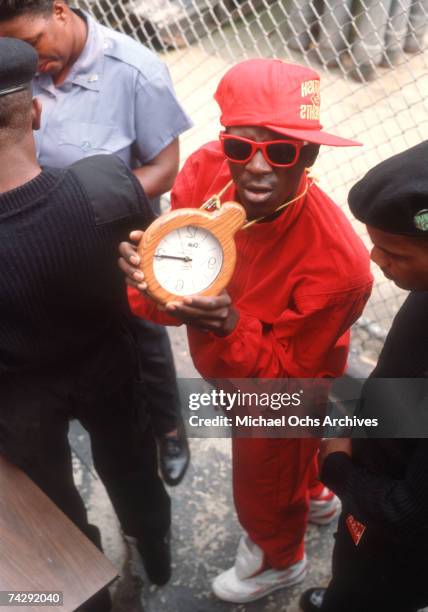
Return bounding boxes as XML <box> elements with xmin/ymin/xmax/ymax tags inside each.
<box><xmin>165</xmin><ymin>292</ymin><xmax>240</xmax><ymax>337</ymax></box>
<box><xmin>118</xmin><ymin>232</ymin><xmax>240</xmax><ymax>337</ymax></box>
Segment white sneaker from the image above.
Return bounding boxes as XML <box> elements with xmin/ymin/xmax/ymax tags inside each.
<box><xmin>234</xmin><ymin>532</ymin><xmax>264</xmax><ymax>580</ymax></box>
<box><xmin>212</xmin><ymin>535</ymin><xmax>307</xmax><ymax>603</ymax></box>
<box><xmin>308</xmin><ymin>486</ymin><xmax>341</xmax><ymax>525</ymax></box>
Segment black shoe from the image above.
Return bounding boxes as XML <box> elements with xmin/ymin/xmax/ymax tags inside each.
<box><xmin>137</xmin><ymin>531</ymin><xmax>171</xmax><ymax>586</ymax></box>
<box><xmin>299</xmin><ymin>588</ymin><xmax>326</xmax><ymax>611</ymax></box>
<box><xmin>159</xmin><ymin>426</ymin><xmax>190</xmax><ymax>486</ymax></box>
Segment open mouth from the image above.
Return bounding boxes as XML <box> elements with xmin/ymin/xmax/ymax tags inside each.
<box><xmin>242</xmin><ymin>185</ymin><xmax>273</xmax><ymax>204</ymax></box>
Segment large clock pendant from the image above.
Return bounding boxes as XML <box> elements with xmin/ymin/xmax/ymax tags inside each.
<box><xmin>138</xmin><ymin>202</ymin><xmax>246</xmax><ymax>305</ymax></box>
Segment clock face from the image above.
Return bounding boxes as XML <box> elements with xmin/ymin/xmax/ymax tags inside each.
<box><xmin>152</xmin><ymin>225</ymin><xmax>224</xmax><ymax>296</ymax></box>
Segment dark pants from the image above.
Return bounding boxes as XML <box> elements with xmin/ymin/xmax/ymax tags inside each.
<box><xmin>0</xmin><ymin>331</ymin><xmax>170</xmax><ymax>609</ymax></box>
<box><xmin>134</xmin><ymin>317</ymin><xmax>181</xmax><ymax>437</ymax></box>
<box><xmin>322</xmin><ymin>514</ymin><xmax>428</xmax><ymax>612</ymax></box>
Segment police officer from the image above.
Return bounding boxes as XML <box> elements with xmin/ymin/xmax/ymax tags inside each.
<box><xmin>0</xmin><ymin>0</ymin><xmax>192</xmax><ymax>488</ymax></box>
<box><xmin>300</xmin><ymin>140</ymin><xmax>428</xmax><ymax>612</ymax></box>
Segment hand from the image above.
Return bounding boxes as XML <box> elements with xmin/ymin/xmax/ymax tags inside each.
<box><xmin>118</xmin><ymin>230</ymin><xmax>147</xmax><ymax>292</ymax></box>
<box><xmin>318</xmin><ymin>437</ymin><xmax>352</xmax><ymax>475</ymax></box>
<box><xmin>165</xmin><ymin>291</ymin><xmax>239</xmax><ymax>336</ymax></box>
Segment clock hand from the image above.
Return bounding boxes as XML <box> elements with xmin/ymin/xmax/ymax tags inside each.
<box><xmin>155</xmin><ymin>253</ymin><xmax>193</xmax><ymax>262</ymax></box>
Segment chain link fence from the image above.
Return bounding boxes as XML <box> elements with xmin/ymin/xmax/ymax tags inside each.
<box><xmin>82</xmin><ymin>0</ymin><xmax>428</xmax><ymax>362</ymax></box>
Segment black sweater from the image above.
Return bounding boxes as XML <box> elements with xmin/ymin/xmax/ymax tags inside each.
<box><xmin>322</xmin><ymin>292</ymin><xmax>428</xmax><ymax>547</ymax></box>
<box><xmin>0</xmin><ymin>155</ymin><xmax>153</xmax><ymax>372</ymax></box>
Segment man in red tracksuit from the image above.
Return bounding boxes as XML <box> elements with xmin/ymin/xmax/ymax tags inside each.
<box><xmin>120</xmin><ymin>59</ymin><xmax>373</xmax><ymax>604</ymax></box>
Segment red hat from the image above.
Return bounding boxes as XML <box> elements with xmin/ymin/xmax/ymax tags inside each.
<box><xmin>214</xmin><ymin>59</ymin><xmax>361</xmax><ymax>147</ymax></box>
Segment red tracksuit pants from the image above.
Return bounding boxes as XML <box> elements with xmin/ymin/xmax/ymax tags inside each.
<box><xmin>232</xmin><ymin>437</ymin><xmax>321</xmax><ymax>569</ymax></box>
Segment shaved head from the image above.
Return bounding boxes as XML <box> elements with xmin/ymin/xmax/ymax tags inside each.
<box><xmin>0</xmin><ymin>0</ymin><xmax>54</xmax><ymax>20</ymax></box>
<box><xmin>0</xmin><ymin>87</ymin><xmax>33</xmax><ymax>143</ymax></box>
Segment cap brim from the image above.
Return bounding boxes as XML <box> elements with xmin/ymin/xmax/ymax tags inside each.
<box><xmin>263</xmin><ymin>124</ymin><xmax>362</xmax><ymax>147</ymax></box>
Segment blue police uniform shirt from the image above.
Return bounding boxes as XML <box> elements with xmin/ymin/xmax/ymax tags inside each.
<box><xmin>33</xmin><ymin>10</ymin><xmax>192</xmax><ymax>169</ymax></box>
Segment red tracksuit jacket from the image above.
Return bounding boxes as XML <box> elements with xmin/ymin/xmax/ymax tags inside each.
<box><xmin>129</xmin><ymin>141</ymin><xmax>372</xmax><ymax>380</ymax></box>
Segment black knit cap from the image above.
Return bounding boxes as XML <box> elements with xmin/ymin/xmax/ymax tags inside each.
<box><xmin>348</xmin><ymin>140</ymin><xmax>428</xmax><ymax>237</ymax></box>
<box><xmin>0</xmin><ymin>38</ymin><xmax>37</xmax><ymax>97</ymax></box>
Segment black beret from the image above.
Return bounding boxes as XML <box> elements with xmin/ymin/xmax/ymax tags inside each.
<box><xmin>348</xmin><ymin>140</ymin><xmax>428</xmax><ymax>237</ymax></box>
<box><xmin>0</xmin><ymin>38</ymin><xmax>37</xmax><ymax>97</ymax></box>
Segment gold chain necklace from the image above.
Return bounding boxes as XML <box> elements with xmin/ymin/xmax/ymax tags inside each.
<box><xmin>200</xmin><ymin>170</ymin><xmax>313</xmax><ymax>229</ymax></box>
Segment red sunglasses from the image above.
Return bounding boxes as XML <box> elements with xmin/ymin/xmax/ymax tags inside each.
<box><xmin>219</xmin><ymin>132</ymin><xmax>308</xmax><ymax>168</ymax></box>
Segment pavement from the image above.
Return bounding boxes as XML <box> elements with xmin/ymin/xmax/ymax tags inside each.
<box><xmin>69</xmin><ymin>325</ymin><xmax>337</xmax><ymax>612</ymax></box>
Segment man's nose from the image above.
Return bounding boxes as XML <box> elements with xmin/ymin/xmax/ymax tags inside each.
<box><xmin>245</xmin><ymin>149</ymin><xmax>272</xmax><ymax>174</ymax></box>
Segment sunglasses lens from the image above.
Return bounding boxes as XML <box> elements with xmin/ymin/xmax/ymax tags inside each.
<box><xmin>223</xmin><ymin>138</ymin><xmax>253</xmax><ymax>161</ymax></box>
<box><xmin>266</xmin><ymin>142</ymin><xmax>298</xmax><ymax>166</ymax></box>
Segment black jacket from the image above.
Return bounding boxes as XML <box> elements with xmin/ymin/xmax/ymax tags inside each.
<box><xmin>322</xmin><ymin>292</ymin><xmax>428</xmax><ymax>547</ymax></box>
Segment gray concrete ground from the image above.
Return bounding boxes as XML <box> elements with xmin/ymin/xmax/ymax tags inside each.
<box><xmin>70</xmin><ymin>325</ymin><xmax>337</xmax><ymax>612</ymax></box>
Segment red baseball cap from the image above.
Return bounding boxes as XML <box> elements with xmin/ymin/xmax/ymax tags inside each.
<box><xmin>214</xmin><ymin>59</ymin><xmax>361</xmax><ymax>147</ymax></box>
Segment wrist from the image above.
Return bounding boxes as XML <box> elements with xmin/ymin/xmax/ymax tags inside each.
<box><xmin>321</xmin><ymin>451</ymin><xmax>354</xmax><ymax>496</ymax></box>
<box><xmin>213</xmin><ymin>306</ymin><xmax>240</xmax><ymax>337</ymax></box>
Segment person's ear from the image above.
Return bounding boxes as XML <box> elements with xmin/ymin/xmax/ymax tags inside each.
<box><xmin>53</xmin><ymin>0</ymin><xmax>68</xmax><ymax>22</ymax></box>
<box><xmin>31</xmin><ymin>97</ymin><xmax>42</xmax><ymax>131</ymax></box>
